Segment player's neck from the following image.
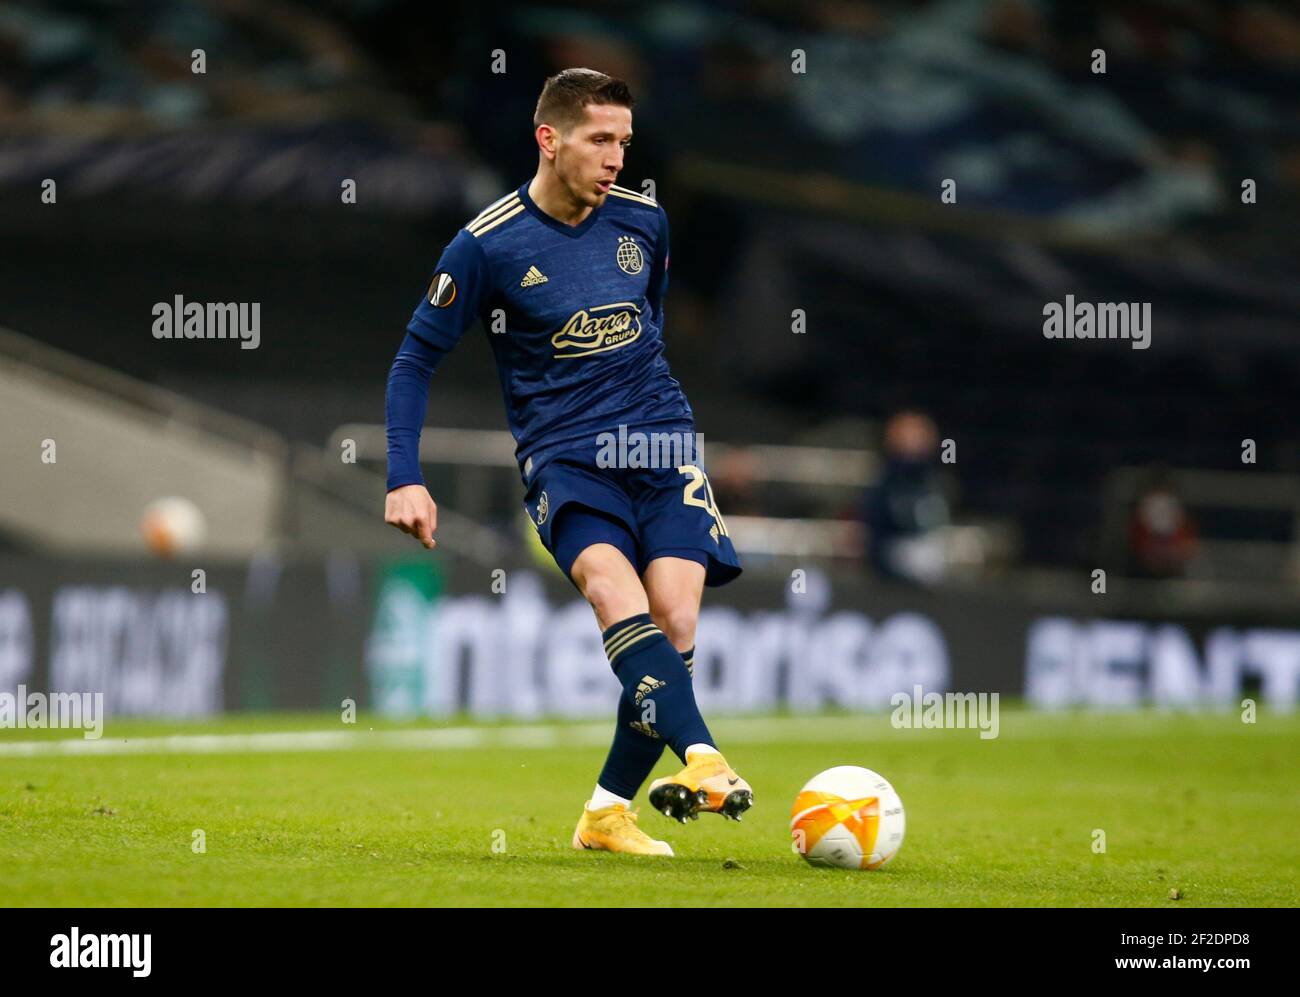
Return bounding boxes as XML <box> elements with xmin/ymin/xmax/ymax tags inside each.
<box><xmin>528</xmin><ymin>171</ymin><xmax>592</xmax><ymax>227</ymax></box>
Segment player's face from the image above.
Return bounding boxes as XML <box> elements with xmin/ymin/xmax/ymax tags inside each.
<box><xmin>556</xmin><ymin>103</ymin><xmax>632</xmax><ymax>207</ymax></box>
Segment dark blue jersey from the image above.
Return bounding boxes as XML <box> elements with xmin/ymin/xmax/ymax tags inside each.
<box><xmin>385</xmin><ymin>180</ymin><xmax>694</xmax><ymax>490</ymax></box>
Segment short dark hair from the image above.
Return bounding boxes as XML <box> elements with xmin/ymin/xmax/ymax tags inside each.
<box><xmin>533</xmin><ymin>68</ymin><xmax>634</xmax><ymax>133</ymax></box>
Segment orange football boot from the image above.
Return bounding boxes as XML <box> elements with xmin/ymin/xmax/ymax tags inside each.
<box><xmin>648</xmin><ymin>748</ymin><xmax>754</xmax><ymax>823</ymax></box>
<box><xmin>571</xmin><ymin>803</ymin><xmax>674</xmax><ymax>856</ymax></box>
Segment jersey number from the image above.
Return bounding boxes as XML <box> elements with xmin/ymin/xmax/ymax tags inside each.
<box><xmin>678</xmin><ymin>465</ymin><xmax>729</xmax><ymax>538</ymax></box>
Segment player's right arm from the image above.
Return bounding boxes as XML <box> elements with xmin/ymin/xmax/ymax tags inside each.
<box><xmin>384</xmin><ymin>228</ymin><xmax>490</xmax><ymax>548</ymax></box>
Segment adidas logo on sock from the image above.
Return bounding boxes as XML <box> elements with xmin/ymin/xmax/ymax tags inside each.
<box><xmin>634</xmin><ymin>675</ymin><xmax>665</xmax><ymax>706</ymax></box>
<box><xmin>520</xmin><ymin>265</ymin><xmax>549</xmax><ymax>287</ymax></box>
<box><xmin>628</xmin><ymin>720</ymin><xmax>659</xmax><ymax>738</ymax></box>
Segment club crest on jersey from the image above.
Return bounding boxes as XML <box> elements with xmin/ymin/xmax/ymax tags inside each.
<box><xmin>535</xmin><ymin>491</ymin><xmax>549</xmax><ymax>526</ymax></box>
<box><xmin>550</xmin><ymin>302</ymin><xmax>642</xmax><ymax>359</ymax></box>
<box><xmin>428</xmin><ymin>272</ymin><xmax>457</xmax><ymax>308</ymax></box>
<box><xmin>615</xmin><ymin>236</ymin><xmax>643</xmax><ymax>275</ymax></box>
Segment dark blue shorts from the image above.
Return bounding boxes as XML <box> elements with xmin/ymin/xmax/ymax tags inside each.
<box><xmin>523</xmin><ymin>451</ymin><xmax>742</xmax><ymax>588</ymax></box>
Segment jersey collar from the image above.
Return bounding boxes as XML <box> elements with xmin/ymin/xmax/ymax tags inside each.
<box><xmin>517</xmin><ymin>180</ymin><xmax>604</xmax><ymax>239</ymax></box>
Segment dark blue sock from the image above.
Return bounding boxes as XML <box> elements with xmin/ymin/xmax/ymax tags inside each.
<box><xmin>596</xmin><ymin>691</ymin><xmax>666</xmax><ymax>800</ymax></box>
<box><xmin>595</xmin><ymin>645</ymin><xmax>694</xmax><ymax>800</ymax></box>
<box><xmin>601</xmin><ymin>614</ymin><xmax>713</xmax><ymax>765</ymax></box>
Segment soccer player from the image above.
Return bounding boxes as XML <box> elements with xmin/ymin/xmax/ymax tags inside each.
<box><xmin>384</xmin><ymin>68</ymin><xmax>751</xmax><ymax>856</ymax></box>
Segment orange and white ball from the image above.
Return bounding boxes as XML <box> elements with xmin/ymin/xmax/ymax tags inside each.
<box><xmin>790</xmin><ymin>766</ymin><xmax>905</xmax><ymax>870</ymax></box>
<box><xmin>140</xmin><ymin>496</ymin><xmax>207</xmax><ymax>558</ymax></box>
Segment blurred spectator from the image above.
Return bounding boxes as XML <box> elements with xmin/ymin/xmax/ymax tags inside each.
<box><xmin>1128</xmin><ymin>484</ymin><xmax>1198</xmax><ymax>578</ymax></box>
<box><xmin>863</xmin><ymin>410</ymin><xmax>949</xmax><ymax>584</ymax></box>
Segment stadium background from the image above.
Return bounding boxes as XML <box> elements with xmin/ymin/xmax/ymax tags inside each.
<box><xmin>2</xmin><ymin>0</ymin><xmax>1299</xmax><ymax>720</ymax></box>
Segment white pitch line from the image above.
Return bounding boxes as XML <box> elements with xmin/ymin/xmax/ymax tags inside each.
<box><xmin>0</xmin><ymin>711</ymin><xmax>1271</xmax><ymax>758</ymax></box>
<box><xmin>0</xmin><ymin>724</ymin><xmax>625</xmax><ymax>758</ymax></box>
<box><xmin>0</xmin><ymin>716</ymin><xmax>893</xmax><ymax>757</ymax></box>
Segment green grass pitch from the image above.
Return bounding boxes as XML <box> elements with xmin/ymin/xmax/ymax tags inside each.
<box><xmin>1</xmin><ymin>708</ymin><xmax>1297</xmax><ymax>907</ymax></box>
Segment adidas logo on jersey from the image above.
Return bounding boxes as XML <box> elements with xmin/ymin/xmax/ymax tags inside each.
<box><xmin>520</xmin><ymin>265</ymin><xmax>549</xmax><ymax>287</ymax></box>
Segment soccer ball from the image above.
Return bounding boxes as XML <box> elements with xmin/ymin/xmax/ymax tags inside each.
<box><xmin>140</xmin><ymin>496</ymin><xmax>207</xmax><ymax>558</ymax></box>
<box><xmin>790</xmin><ymin>766</ymin><xmax>905</xmax><ymax>870</ymax></box>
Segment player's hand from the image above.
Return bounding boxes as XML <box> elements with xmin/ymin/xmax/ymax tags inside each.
<box><xmin>385</xmin><ymin>484</ymin><xmax>438</xmax><ymax>549</ymax></box>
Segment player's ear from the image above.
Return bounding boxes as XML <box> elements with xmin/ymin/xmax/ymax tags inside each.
<box><xmin>535</xmin><ymin>122</ymin><xmax>559</xmax><ymax>161</ymax></box>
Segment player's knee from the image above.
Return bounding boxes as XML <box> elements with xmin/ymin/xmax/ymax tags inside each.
<box><xmin>575</xmin><ymin>565</ymin><xmax>644</xmax><ymax>626</ymax></box>
<box><xmin>588</xmin><ymin>583</ymin><xmax>644</xmax><ymax>627</ymax></box>
<box><xmin>580</xmin><ymin>572</ymin><xmax>615</xmax><ymax>616</ymax></box>
<box><xmin>652</xmin><ymin>603</ymin><xmax>698</xmax><ymax>651</ymax></box>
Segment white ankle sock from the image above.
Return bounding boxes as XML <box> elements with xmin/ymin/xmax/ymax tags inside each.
<box><xmin>587</xmin><ymin>784</ymin><xmax>632</xmax><ymax>811</ymax></box>
<box><xmin>686</xmin><ymin>743</ymin><xmax>720</xmax><ymax>758</ymax></box>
